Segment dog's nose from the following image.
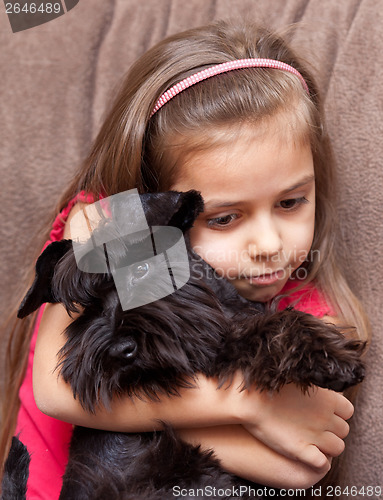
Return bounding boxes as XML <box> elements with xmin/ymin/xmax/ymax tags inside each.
<box><xmin>110</xmin><ymin>337</ymin><xmax>138</xmax><ymax>360</ymax></box>
<box><xmin>122</xmin><ymin>338</ymin><xmax>138</xmax><ymax>359</ymax></box>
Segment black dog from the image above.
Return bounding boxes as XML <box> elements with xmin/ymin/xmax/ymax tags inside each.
<box><xmin>2</xmin><ymin>190</ymin><xmax>365</xmax><ymax>500</ymax></box>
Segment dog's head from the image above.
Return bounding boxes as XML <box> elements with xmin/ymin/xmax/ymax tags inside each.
<box><xmin>18</xmin><ymin>190</ymin><xmax>204</xmax><ymax>318</ymax></box>
<box><xmin>18</xmin><ymin>190</ymin><xmax>233</xmax><ymax>411</ymax></box>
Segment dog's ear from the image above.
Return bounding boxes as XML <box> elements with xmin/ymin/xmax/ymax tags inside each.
<box><xmin>140</xmin><ymin>190</ymin><xmax>204</xmax><ymax>232</ymax></box>
<box><xmin>17</xmin><ymin>240</ymin><xmax>73</xmax><ymax>318</ymax></box>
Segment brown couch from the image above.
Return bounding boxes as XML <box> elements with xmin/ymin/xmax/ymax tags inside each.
<box><xmin>1</xmin><ymin>0</ymin><xmax>382</xmax><ymax>489</ymax></box>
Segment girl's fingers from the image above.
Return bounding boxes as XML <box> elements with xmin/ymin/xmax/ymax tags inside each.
<box><xmin>329</xmin><ymin>414</ymin><xmax>350</xmax><ymax>440</ymax></box>
<box><xmin>334</xmin><ymin>395</ymin><xmax>354</xmax><ymax>420</ymax></box>
<box><xmin>316</xmin><ymin>431</ymin><xmax>346</xmax><ymax>458</ymax></box>
<box><xmin>298</xmin><ymin>445</ymin><xmax>331</xmax><ymax>472</ymax></box>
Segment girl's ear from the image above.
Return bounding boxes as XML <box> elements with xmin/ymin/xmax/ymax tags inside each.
<box><xmin>17</xmin><ymin>240</ymin><xmax>73</xmax><ymax>318</ymax></box>
<box><xmin>141</xmin><ymin>190</ymin><xmax>204</xmax><ymax>231</ymax></box>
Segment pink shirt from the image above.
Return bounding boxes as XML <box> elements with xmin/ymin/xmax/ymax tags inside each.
<box><xmin>277</xmin><ymin>278</ymin><xmax>335</xmax><ymax>318</ymax></box>
<box><xmin>15</xmin><ymin>194</ymin><xmax>334</xmax><ymax>499</ymax></box>
<box><xmin>16</xmin><ymin>192</ymin><xmax>94</xmax><ymax>500</ymax></box>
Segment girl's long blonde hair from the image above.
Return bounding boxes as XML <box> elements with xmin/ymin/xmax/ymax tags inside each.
<box><xmin>1</xmin><ymin>20</ymin><xmax>370</xmax><ymax>477</ymax></box>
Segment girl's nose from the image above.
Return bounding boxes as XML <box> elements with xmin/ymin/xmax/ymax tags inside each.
<box><xmin>247</xmin><ymin>218</ymin><xmax>283</xmax><ymax>260</ymax></box>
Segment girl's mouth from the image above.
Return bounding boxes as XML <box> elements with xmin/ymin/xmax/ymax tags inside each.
<box><xmin>246</xmin><ymin>269</ymin><xmax>286</xmax><ymax>286</ymax></box>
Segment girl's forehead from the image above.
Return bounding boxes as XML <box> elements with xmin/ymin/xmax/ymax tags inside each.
<box><xmin>170</xmin><ymin>123</ymin><xmax>314</xmax><ymax>202</ymax></box>
<box><xmin>178</xmin><ymin>114</ymin><xmax>311</xmax><ymax>168</ymax></box>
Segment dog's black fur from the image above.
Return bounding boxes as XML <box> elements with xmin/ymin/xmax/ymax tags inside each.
<box><xmin>1</xmin><ymin>437</ymin><xmax>30</xmax><ymax>500</ymax></box>
<box><xmin>2</xmin><ymin>190</ymin><xmax>366</xmax><ymax>500</ymax></box>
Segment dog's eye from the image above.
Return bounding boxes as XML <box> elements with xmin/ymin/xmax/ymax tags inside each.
<box><xmin>133</xmin><ymin>262</ymin><xmax>149</xmax><ymax>279</ymax></box>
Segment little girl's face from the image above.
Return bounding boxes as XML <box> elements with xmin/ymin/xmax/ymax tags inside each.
<box><xmin>170</xmin><ymin>125</ymin><xmax>316</xmax><ymax>303</ymax></box>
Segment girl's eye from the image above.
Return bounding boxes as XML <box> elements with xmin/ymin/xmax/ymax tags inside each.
<box><xmin>207</xmin><ymin>214</ymin><xmax>238</xmax><ymax>228</ymax></box>
<box><xmin>279</xmin><ymin>197</ymin><xmax>309</xmax><ymax>211</ymax></box>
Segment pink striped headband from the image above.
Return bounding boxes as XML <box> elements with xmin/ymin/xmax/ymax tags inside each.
<box><xmin>151</xmin><ymin>58</ymin><xmax>309</xmax><ymax>116</ymax></box>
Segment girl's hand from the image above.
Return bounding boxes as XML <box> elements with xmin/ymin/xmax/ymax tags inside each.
<box><xmin>177</xmin><ymin>425</ymin><xmax>332</xmax><ymax>489</ymax></box>
<box><xmin>233</xmin><ymin>378</ymin><xmax>353</xmax><ymax>470</ymax></box>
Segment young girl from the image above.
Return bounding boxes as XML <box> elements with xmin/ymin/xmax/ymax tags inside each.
<box><xmin>1</xmin><ymin>20</ymin><xmax>370</xmax><ymax>499</ymax></box>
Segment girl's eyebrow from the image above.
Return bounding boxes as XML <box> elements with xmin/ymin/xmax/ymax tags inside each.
<box><xmin>204</xmin><ymin>200</ymin><xmax>240</xmax><ymax>210</ymax></box>
<box><xmin>279</xmin><ymin>174</ymin><xmax>315</xmax><ymax>196</ymax></box>
<box><xmin>204</xmin><ymin>174</ymin><xmax>315</xmax><ymax>210</ymax></box>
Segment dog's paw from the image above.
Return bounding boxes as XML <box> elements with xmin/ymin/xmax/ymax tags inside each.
<box><xmin>273</xmin><ymin>311</ymin><xmax>367</xmax><ymax>392</ymax></box>
<box><xmin>299</xmin><ymin>338</ymin><xmax>366</xmax><ymax>392</ymax></box>
<box><xmin>227</xmin><ymin>309</ymin><xmax>366</xmax><ymax>393</ymax></box>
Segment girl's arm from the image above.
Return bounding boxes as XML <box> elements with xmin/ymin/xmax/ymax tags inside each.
<box><xmin>176</xmin><ymin>425</ymin><xmax>331</xmax><ymax>490</ymax></box>
<box><xmin>34</xmin><ymin>302</ymin><xmax>334</xmax><ymax>489</ymax></box>
<box><xmin>33</xmin><ymin>301</ymin><xmax>352</xmax><ymax>475</ymax></box>
<box><xmin>32</xmin><ymin>203</ymin><xmax>353</xmax><ymax>486</ymax></box>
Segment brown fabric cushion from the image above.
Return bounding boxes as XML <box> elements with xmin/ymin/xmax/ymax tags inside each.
<box><xmin>1</xmin><ymin>0</ymin><xmax>381</xmax><ymax>487</ymax></box>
